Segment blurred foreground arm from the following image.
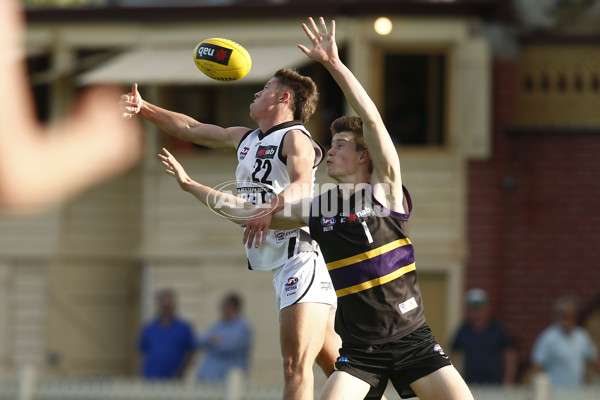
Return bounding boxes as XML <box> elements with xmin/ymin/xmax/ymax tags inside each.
<box><xmin>0</xmin><ymin>0</ymin><xmax>143</xmax><ymax>214</ymax></box>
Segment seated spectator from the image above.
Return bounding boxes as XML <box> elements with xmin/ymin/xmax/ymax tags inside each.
<box><xmin>196</xmin><ymin>293</ymin><xmax>253</xmax><ymax>382</ymax></box>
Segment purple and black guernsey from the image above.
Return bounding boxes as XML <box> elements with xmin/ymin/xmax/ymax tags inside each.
<box><xmin>309</xmin><ymin>185</ymin><xmax>426</xmax><ymax>345</ymax></box>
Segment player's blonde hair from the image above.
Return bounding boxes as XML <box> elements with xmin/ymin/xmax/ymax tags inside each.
<box><xmin>274</xmin><ymin>68</ymin><xmax>318</xmax><ymax>124</ymax></box>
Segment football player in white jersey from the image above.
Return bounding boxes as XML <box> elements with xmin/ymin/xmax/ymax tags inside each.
<box><xmin>120</xmin><ymin>69</ymin><xmax>339</xmax><ymax>400</ymax></box>
<box><xmin>156</xmin><ymin>17</ymin><xmax>473</xmax><ymax>400</ymax></box>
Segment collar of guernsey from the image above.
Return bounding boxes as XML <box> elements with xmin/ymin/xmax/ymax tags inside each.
<box><xmin>235</xmin><ymin>121</ymin><xmax>324</xmax><ymax>271</ymax></box>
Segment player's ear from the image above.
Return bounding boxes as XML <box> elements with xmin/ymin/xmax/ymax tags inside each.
<box><xmin>279</xmin><ymin>91</ymin><xmax>291</xmax><ymax>103</ymax></box>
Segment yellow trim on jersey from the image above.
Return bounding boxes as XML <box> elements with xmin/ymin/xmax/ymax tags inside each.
<box><xmin>326</xmin><ymin>238</ymin><xmax>412</xmax><ymax>271</ymax></box>
<box><xmin>335</xmin><ymin>262</ymin><xmax>416</xmax><ymax>297</ymax></box>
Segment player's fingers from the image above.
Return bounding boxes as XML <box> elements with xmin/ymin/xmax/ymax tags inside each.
<box><xmin>319</xmin><ymin>17</ymin><xmax>328</xmax><ymax>34</ymax></box>
<box><xmin>262</xmin><ymin>226</ymin><xmax>268</xmax><ymax>244</ymax></box>
<box><xmin>254</xmin><ymin>229</ymin><xmax>262</xmax><ymax>248</ymax></box>
<box><xmin>242</xmin><ymin>225</ymin><xmax>250</xmax><ymax>245</ymax></box>
<box><xmin>162</xmin><ymin>148</ymin><xmax>173</xmax><ymax>158</ymax></box>
<box><xmin>331</xmin><ymin>19</ymin><xmax>336</xmax><ymax>37</ymax></box>
<box><xmin>302</xmin><ymin>24</ymin><xmax>315</xmax><ymax>42</ymax></box>
<box><xmin>132</xmin><ymin>83</ymin><xmax>139</xmax><ymax>98</ymax></box>
<box><xmin>308</xmin><ymin>17</ymin><xmax>319</xmax><ymax>36</ymax></box>
<box><xmin>298</xmin><ymin>44</ymin><xmax>310</xmax><ymax>56</ymax></box>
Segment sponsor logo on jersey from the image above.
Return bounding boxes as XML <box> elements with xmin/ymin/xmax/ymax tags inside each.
<box><xmin>239</xmin><ymin>146</ymin><xmax>250</xmax><ymax>160</ymax></box>
<box><xmin>196</xmin><ymin>43</ymin><xmax>232</xmax><ymax>65</ymax></box>
<box><xmin>320</xmin><ymin>216</ymin><xmax>336</xmax><ymax>227</ymax></box>
<box><xmin>355</xmin><ymin>207</ymin><xmax>372</xmax><ymax>218</ymax></box>
<box><xmin>348</xmin><ymin>213</ymin><xmax>357</xmax><ymax>222</ymax></box>
<box><xmin>256</xmin><ymin>145</ymin><xmax>277</xmax><ymax>159</ymax></box>
<box><xmin>399</xmin><ymin>297</ymin><xmax>418</xmax><ymax>314</ymax></box>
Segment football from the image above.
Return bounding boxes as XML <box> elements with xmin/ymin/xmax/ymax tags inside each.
<box><xmin>193</xmin><ymin>38</ymin><xmax>252</xmax><ymax>81</ymax></box>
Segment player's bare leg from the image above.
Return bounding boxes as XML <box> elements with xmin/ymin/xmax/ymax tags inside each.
<box><xmin>280</xmin><ymin>302</ymin><xmax>330</xmax><ymax>400</ymax></box>
<box><xmin>314</xmin><ymin>313</ymin><xmax>340</xmax><ymax>376</ymax></box>
<box><xmin>319</xmin><ymin>370</ymin><xmax>371</xmax><ymax>400</ymax></box>
<box><xmin>409</xmin><ymin>365</ymin><xmax>473</xmax><ymax>400</ymax></box>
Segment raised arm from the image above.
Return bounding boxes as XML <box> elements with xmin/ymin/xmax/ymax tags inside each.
<box><xmin>299</xmin><ymin>17</ymin><xmax>404</xmax><ymax>211</ymax></box>
<box><xmin>120</xmin><ymin>84</ymin><xmax>248</xmax><ymax>151</ymax></box>
<box><xmin>159</xmin><ymin>148</ymin><xmax>308</xmax><ymax>230</ymax></box>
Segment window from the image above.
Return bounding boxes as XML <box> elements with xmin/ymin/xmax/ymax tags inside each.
<box><xmin>376</xmin><ymin>50</ymin><xmax>447</xmax><ymax>147</ymax></box>
<box><xmin>159</xmin><ymin>84</ymin><xmax>261</xmax><ymax>151</ymax></box>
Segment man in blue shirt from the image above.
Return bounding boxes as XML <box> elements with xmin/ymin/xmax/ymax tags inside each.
<box><xmin>532</xmin><ymin>295</ymin><xmax>600</xmax><ymax>388</ymax></box>
<box><xmin>196</xmin><ymin>293</ymin><xmax>253</xmax><ymax>382</ymax></box>
<box><xmin>451</xmin><ymin>288</ymin><xmax>517</xmax><ymax>385</ymax></box>
<box><xmin>138</xmin><ymin>289</ymin><xmax>195</xmax><ymax>379</ymax></box>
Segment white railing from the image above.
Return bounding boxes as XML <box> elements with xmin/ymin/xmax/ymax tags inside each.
<box><xmin>1</xmin><ymin>368</ymin><xmax>599</xmax><ymax>400</ymax></box>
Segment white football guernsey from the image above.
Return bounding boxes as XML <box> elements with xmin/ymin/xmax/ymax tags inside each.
<box><xmin>235</xmin><ymin>120</ymin><xmax>324</xmax><ymax>271</ymax></box>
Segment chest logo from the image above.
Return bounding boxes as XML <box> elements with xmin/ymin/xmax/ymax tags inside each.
<box><xmin>320</xmin><ymin>216</ymin><xmax>336</xmax><ymax>227</ymax></box>
<box><xmin>239</xmin><ymin>146</ymin><xmax>250</xmax><ymax>160</ymax></box>
<box><xmin>256</xmin><ymin>145</ymin><xmax>277</xmax><ymax>159</ymax></box>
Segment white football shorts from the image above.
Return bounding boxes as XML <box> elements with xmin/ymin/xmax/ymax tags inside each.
<box><xmin>272</xmin><ymin>250</ymin><xmax>337</xmax><ymax>313</ymax></box>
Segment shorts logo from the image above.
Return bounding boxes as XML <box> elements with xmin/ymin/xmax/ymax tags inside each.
<box><xmin>284</xmin><ymin>277</ymin><xmax>298</xmax><ymax>294</ymax></box>
<box><xmin>285</xmin><ymin>277</ymin><xmax>298</xmax><ymax>286</ymax></box>
<box><xmin>239</xmin><ymin>146</ymin><xmax>250</xmax><ymax>160</ymax></box>
<box><xmin>336</xmin><ymin>356</ymin><xmax>349</xmax><ymax>363</ymax></box>
<box><xmin>320</xmin><ymin>217</ymin><xmax>336</xmax><ymax>227</ymax></box>
<box><xmin>434</xmin><ymin>343</ymin><xmax>449</xmax><ymax>359</ymax></box>
<box><xmin>256</xmin><ymin>145</ymin><xmax>277</xmax><ymax>159</ymax></box>
<box><xmin>275</xmin><ymin>230</ymin><xmax>298</xmax><ymax>243</ymax></box>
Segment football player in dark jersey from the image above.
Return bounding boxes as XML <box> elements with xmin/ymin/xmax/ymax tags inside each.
<box><xmin>159</xmin><ymin>17</ymin><xmax>473</xmax><ymax>400</ymax></box>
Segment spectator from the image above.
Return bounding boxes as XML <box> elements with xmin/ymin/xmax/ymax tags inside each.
<box><xmin>196</xmin><ymin>293</ymin><xmax>253</xmax><ymax>383</ymax></box>
<box><xmin>451</xmin><ymin>288</ymin><xmax>517</xmax><ymax>385</ymax></box>
<box><xmin>138</xmin><ymin>289</ymin><xmax>195</xmax><ymax>379</ymax></box>
<box><xmin>531</xmin><ymin>295</ymin><xmax>600</xmax><ymax>388</ymax></box>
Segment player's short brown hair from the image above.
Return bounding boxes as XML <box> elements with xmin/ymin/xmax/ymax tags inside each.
<box><xmin>274</xmin><ymin>68</ymin><xmax>318</xmax><ymax>124</ymax></box>
<box><xmin>330</xmin><ymin>116</ymin><xmax>373</xmax><ymax>173</ymax></box>
<box><xmin>330</xmin><ymin>116</ymin><xmax>367</xmax><ymax>151</ymax></box>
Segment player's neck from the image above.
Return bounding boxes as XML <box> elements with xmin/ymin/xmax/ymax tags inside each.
<box><xmin>334</xmin><ymin>173</ymin><xmax>372</xmax><ymax>199</ymax></box>
<box><xmin>257</xmin><ymin>109</ymin><xmax>295</xmax><ymax>133</ymax></box>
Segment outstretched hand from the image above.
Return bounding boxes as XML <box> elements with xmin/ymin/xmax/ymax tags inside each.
<box><xmin>159</xmin><ymin>148</ymin><xmax>191</xmax><ymax>188</ymax></box>
<box><xmin>242</xmin><ymin>206</ymin><xmax>273</xmax><ymax>249</ymax></box>
<box><xmin>119</xmin><ymin>83</ymin><xmax>143</xmax><ymax>119</ymax></box>
<box><xmin>298</xmin><ymin>17</ymin><xmax>338</xmax><ymax>65</ymax></box>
